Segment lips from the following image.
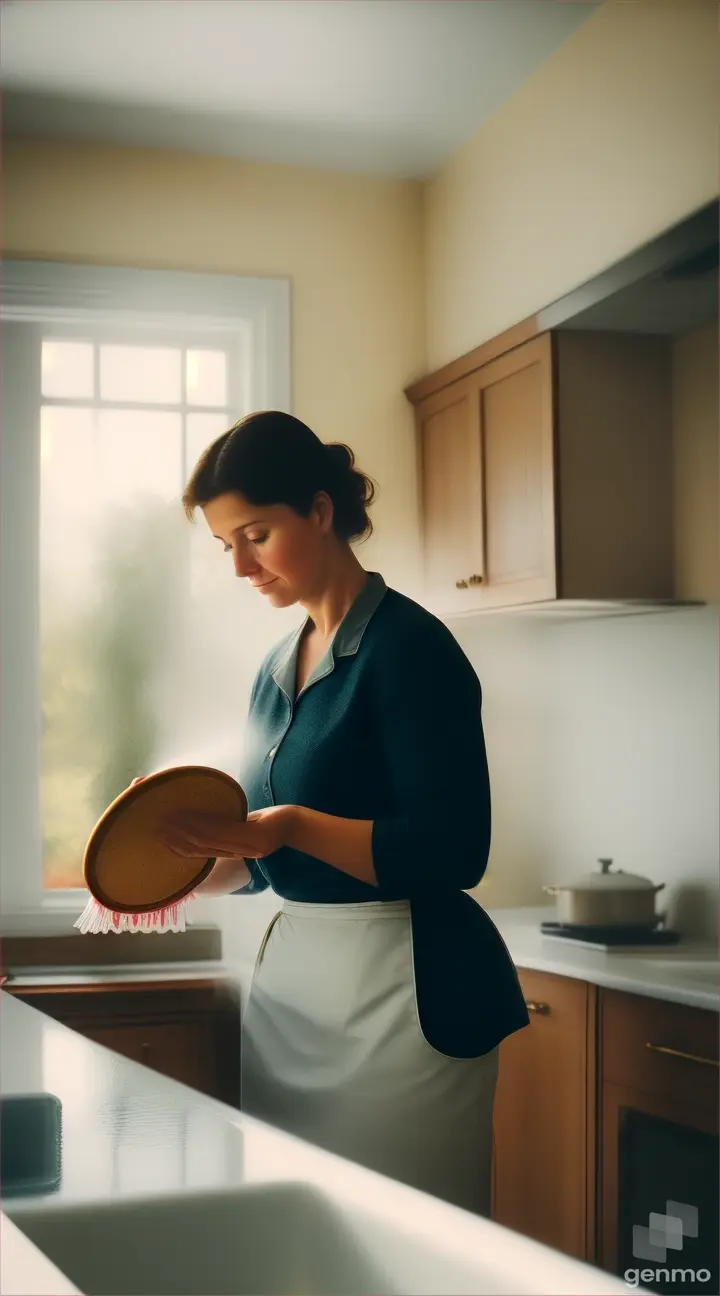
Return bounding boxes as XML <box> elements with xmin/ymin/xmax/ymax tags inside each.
<box><xmin>250</xmin><ymin>578</ymin><xmax>278</xmax><ymax>590</ymax></box>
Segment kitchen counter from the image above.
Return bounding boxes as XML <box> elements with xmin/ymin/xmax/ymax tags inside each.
<box><xmin>5</xmin><ymin>905</ymin><xmax>717</xmax><ymax>1011</ymax></box>
<box><xmin>1</xmin><ymin>991</ymin><xmax>637</xmax><ymax>1295</ymax></box>
<box><xmin>4</xmin><ymin>959</ymin><xmax>233</xmax><ymax>990</ymax></box>
<box><xmin>491</xmin><ymin>907</ymin><xmax>718</xmax><ymax>1010</ymax></box>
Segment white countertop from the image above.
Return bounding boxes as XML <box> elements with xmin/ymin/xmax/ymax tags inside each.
<box><xmin>6</xmin><ymin>906</ymin><xmax>718</xmax><ymax>1011</ymax></box>
<box><xmin>490</xmin><ymin>907</ymin><xmax>719</xmax><ymax>1011</ymax></box>
<box><xmin>1</xmin><ymin>991</ymin><xmax>638</xmax><ymax>1295</ymax></box>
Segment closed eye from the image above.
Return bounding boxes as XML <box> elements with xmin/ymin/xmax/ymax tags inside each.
<box><xmin>223</xmin><ymin>535</ymin><xmax>267</xmax><ymax>553</ymax></box>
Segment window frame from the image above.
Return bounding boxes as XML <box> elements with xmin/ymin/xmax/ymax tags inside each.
<box><xmin>0</xmin><ymin>260</ymin><xmax>290</xmax><ymax>921</ymax></box>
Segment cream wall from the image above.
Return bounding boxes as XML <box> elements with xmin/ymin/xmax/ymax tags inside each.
<box><xmin>2</xmin><ymin>137</ymin><xmax>426</xmax><ymax>594</ymax></box>
<box><xmin>424</xmin><ymin>0</ymin><xmax>719</xmax><ymax>367</ymax></box>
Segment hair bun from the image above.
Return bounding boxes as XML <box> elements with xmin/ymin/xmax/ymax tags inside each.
<box><xmin>325</xmin><ymin>442</ymin><xmax>355</xmax><ymax>476</ymax></box>
<box><xmin>324</xmin><ymin>441</ymin><xmax>376</xmax><ymax>542</ymax></box>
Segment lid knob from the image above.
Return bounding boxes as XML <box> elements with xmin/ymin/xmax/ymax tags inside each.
<box><xmin>598</xmin><ymin>858</ymin><xmax>614</xmax><ymax>873</ymax></box>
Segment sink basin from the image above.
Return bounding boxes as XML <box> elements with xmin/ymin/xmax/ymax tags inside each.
<box><xmin>10</xmin><ymin>1183</ymin><xmax>408</xmax><ymax>1296</ymax></box>
<box><xmin>8</xmin><ymin>1164</ymin><xmax>637</xmax><ymax>1295</ymax></box>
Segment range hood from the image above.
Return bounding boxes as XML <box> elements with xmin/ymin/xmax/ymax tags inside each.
<box><xmin>537</xmin><ymin>200</ymin><xmax>718</xmax><ymax>338</ymax></box>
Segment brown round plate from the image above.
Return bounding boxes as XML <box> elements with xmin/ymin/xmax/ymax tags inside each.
<box><xmin>83</xmin><ymin>766</ymin><xmax>248</xmax><ymax>914</ymax></box>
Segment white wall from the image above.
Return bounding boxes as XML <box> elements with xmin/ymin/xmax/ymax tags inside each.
<box><xmin>455</xmin><ymin>607</ymin><xmax>719</xmax><ymax>939</ymax></box>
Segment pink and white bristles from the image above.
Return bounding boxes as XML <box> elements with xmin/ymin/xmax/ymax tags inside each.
<box><xmin>75</xmin><ymin>893</ymin><xmax>196</xmax><ymax>935</ymax></box>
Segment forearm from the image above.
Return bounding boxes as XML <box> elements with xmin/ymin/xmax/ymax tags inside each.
<box><xmin>193</xmin><ymin>856</ymin><xmax>251</xmax><ymax>896</ymax></box>
<box><xmin>285</xmin><ymin>807</ymin><xmax>377</xmax><ymax>887</ymax></box>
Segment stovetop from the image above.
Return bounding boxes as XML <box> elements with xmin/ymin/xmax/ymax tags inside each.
<box><xmin>540</xmin><ymin>921</ymin><xmax>681</xmax><ymax>952</ymax></box>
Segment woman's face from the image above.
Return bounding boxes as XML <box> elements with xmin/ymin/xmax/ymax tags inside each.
<box><xmin>202</xmin><ymin>491</ymin><xmax>333</xmax><ymax>608</ymax></box>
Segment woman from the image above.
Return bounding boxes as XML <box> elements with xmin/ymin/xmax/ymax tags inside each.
<box><xmin>160</xmin><ymin>410</ymin><xmax>529</xmax><ymax>1216</ymax></box>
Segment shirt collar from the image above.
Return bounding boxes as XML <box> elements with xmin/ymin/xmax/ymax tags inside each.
<box><xmin>333</xmin><ymin>571</ymin><xmax>387</xmax><ymax>658</ymax></box>
<box><xmin>270</xmin><ymin>572</ymin><xmax>386</xmax><ymax>698</ymax></box>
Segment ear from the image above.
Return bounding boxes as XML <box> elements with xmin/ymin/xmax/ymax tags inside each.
<box><xmin>310</xmin><ymin>491</ymin><xmax>335</xmax><ymax>536</ymax></box>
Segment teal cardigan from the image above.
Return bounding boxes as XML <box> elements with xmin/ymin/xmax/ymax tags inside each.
<box><xmin>237</xmin><ymin>572</ymin><xmax>529</xmax><ymax>1058</ymax></box>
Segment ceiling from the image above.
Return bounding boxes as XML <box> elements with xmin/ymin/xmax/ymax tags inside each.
<box><xmin>0</xmin><ymin>0</ymin><xmax>599</xmax><ymax>178</ymax></box>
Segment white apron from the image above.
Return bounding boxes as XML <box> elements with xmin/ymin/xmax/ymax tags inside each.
<box><xmin>240</xmin><ymin>899</ymin><xmax>498</xmax><ymax>1216</ymax></box>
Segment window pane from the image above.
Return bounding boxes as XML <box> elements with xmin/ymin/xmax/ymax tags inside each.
<box><xmin>97</xmin><ymin>410</ymin><xmax>182</xmax><ymax>505</ymax></box>
<box><xmin>186</xmin><ymin>412</ymin><xmax>231</xmax><ymax>474</ymax></box>
<box><xmin>42</xmin><ymin>340</ymin><xmax>94</xmax><ymax>399</ymax></box>
<box><xmin>186</xmin><ymin>350</ymin><xmax>227</xmax><ymax>407</ymax></box>
<box><xmin>40</xmin><ymin>405</ymin><xmax>185</xmax><ymax>889</ymax></box>
<box><xmin>100</xmin><ymin>345</ymin><xmax>181</xmax><ymax>404</ymax></box>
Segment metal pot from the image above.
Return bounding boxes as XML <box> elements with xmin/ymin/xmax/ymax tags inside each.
<box><xmin>543</xmin><ymin>858</ymin><xmax>665</xmax><ymax>927</ymax></box>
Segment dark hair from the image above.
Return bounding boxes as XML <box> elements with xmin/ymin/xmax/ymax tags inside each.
<box><xmin>182</xmin><ymin>411</ymin><xmax>376</xmax><ymax>542</ymax></box>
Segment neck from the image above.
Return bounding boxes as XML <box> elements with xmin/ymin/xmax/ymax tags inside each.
<box><xmin>301</xmin><ymin>549</ymin><xmax>370</xmax><ymax>641</ymax></box>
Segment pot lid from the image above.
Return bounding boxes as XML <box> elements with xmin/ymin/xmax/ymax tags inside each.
<box><xmin>553</xmin><ymin>859</ymin><xmax>659</xmax><ymax>892</ymax></box>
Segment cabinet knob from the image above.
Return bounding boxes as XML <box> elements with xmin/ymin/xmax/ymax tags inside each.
<box><xmin>525</xmin><ymin>1001</ymin><xmax>550</xmax><ymax>1015</ymax></box>
<box><xmin>140</xmin><ymin>1042</ymin><xmax>151</xmax><ymax>1063</ymax></box>
<box><xmin>468</xmin><ymin>574</ymin><xmax>484</xmax><ymax>586</ymax></box>
<box><xmin>455</xmin><ymin>579</ymin><xmax>469</xmax><ymax>589</ymax></box>
<box><xmin>455</xmin><ymin>575</ymin><xmax>484</xmax><ymax>590</ymax></box>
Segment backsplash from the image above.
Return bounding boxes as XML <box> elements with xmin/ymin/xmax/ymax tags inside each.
<box><xmin>456</xmin><ymin>606</ymin><xmax>719</xmax><ymax>939</ymax></box>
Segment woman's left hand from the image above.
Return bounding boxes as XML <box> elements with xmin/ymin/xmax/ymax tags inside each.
<box><xmin>159</xmin><ymin>805</ymin><xmax>295</xmax><ymax>861</ymax></box>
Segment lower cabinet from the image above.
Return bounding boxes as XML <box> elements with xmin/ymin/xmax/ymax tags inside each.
<box><xmin>599</xmin><ymin>991</ymin><xmax>719</xmax><ymax>1294</ymax></box>
<box><xmin>492</xmin><ymin>972</ymin><xmax>719</xmax><ymax>1288</ymax></box>
<box><xmin>11</xmin><ymin>981</ymin><xmax>241</xmax><ymax>1107</ymax></box>
<box><xmin>491</xmin><ymin>969</ymin><xmax>596</xmax><ymax>1260</ymax></box>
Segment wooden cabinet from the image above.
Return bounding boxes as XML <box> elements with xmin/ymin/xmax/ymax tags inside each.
<box><xmin>491</xmin><ymin>969</ymin><xmax>596</xmax><ymax>1260</ymax></box>
<box><xmin>598</xmin><ymin>991</ymin><xmax>719</xmax><ymax>1288</ymax></box>
<box><xmin>10</xmin><ymin>980</ymin><xmax>241</xmax><ymax>1107</ymax></box>
<box><xmin>408</xmin><ymin>330</ymin><xmax>673</xmax><ymax>612</ymax></box>
<box><xmin>672</xmin><ymin>321</ymin><xmax>720</xmax><ymax>604</ymax></box>
<box><xmin>492</xmin><ymin>974</ymin><xmax>719</xmax><ymax>1285</ymax></box>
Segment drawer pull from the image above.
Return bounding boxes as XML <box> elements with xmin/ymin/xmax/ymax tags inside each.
<box><xmin>525</xmin><ymin>1001</ymin><xmax>550</xmax><ymax>1015</ymax></box>
<box><xmin>140</xmin><ymin>1042</ymin><xmax>151</xmax><ymax>1063</ymax></box>
<box><xmin>646</xmin><ymin>1042</ymin><xmax>719</xmax><ymax>1068</ymax></box>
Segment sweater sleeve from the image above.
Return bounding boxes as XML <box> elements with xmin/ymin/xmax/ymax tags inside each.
<box><xmin>370</xmin><ymin>622</ymin><xmax>491</xmax><ymax>895</ymax></box>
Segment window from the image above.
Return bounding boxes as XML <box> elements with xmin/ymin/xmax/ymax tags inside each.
<box><xmin>1</xmin><ymin>262</ymin><xmax>290</xmax><ymax>913</ymax></box>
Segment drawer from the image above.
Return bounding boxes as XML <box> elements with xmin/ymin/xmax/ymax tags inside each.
<box><xmin>600</xmin><ymin>989</ymin><xmax>719</xmax><ymax>1106</ymax></box>
<box><xmin>516</xmin><ymin>968</ymin><xmax>590</xmax><ymax>1026</ymax></box>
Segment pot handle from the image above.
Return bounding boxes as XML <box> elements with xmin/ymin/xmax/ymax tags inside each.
<box><xmin>653</xmin><ymin>883</ymin><xmax>666</xmax><ymax>894</ymax></box>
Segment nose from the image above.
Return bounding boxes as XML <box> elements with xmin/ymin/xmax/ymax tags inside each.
<box><xmin>232</xmin><ymin>545</ymin><xmax>262</xmax><ymax>580</ymax></box>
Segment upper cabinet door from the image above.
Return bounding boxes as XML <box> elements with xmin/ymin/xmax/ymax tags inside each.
<box><xmin>476</xmin><ymin>335</ymin><xmax>556</xmax><ymax>606</ymax></box>
<box><xmin>417</xmin><ymin>375</ymin><xmax>486</xmax><ymax>614</ymax></box>
<box><xmin>415</xmin><ymin>335</ymin><xmax>556</xmax><ymax>613</ymax></box>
